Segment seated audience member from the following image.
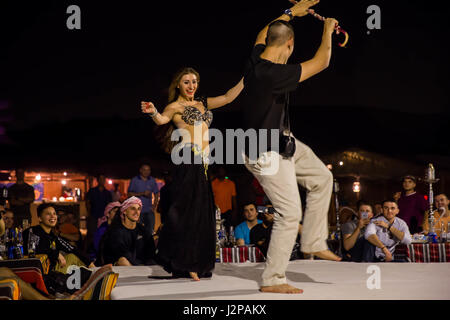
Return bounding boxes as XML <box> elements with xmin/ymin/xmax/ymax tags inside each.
<box><xmin>100</xmin><ymin>197</ymin><xmax>156</xmax><ymax>266</ymax></box>
<box><xmin>1</xmin><ymin>209</ymin><xmax>14</xmax><ymax>234</ymax></box>
<box><xmin>373</xmin><ymin>202</ymin><xmax>383</xmax><ymax>217</ymax></box>
<box><xmin>422</xmin><ymin>193</ymin><xmax>450</xmax><ymax>237</ymax></box>
<box><xmin>22</xmin><ymin>203</ymin><xmax>90</xmax><ymax>273</ymax></box>
<box><xmin>250</xmin><ymin>205</ymin><xmax>274</xmax><ymax>256</ymax></box>
<box><xmin>363</xmin><ymin>199</ymin><xmax>412</xmax><ymax>262</ymax></box>
<box><xmin>89</xmin><ymin>201</ymin><xmax>121</xmax><ymax>263</ymax></box>
<box><xmin>235</xmin><ymin>203</ymin><xmax>262</xmax><ymax>246</ymax></box>
<box><xmin>342</xmin><ymin>201</ymin><xmax>374</xmax><ymax>262</ymax></box>
<box><xmin>250</xmin><ymin>205</ymin><xmax>303</xmax><ymax>259</ymax></box>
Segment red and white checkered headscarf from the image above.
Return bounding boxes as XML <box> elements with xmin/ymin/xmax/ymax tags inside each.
<box><xmin>120</xmin><ymin>196</ymin><xmax>142</xmax><ymax>214</ymax></box>
<box><xmin>97</xmin><ymin>201</ymin><xmax>121</xmax><ymax>228</ymax></box>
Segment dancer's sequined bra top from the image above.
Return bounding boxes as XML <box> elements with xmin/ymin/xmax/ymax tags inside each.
<box><xmin>181</xmin><ymin>96</ymin><xmax>213</xmax><ymax>127</ymax></box>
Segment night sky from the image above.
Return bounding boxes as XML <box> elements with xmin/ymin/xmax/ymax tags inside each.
<box><xmin>1</xmin><ymin>0</ymin><xmax>449</xmax><ymax>176</ymax></box>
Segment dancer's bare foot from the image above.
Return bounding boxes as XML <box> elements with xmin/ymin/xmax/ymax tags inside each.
<box><xmin>260</xmin><ymin>284</ymin><xmax>303</xmax><ymax>294</ymax></box>
<box><xmin>189</xmin><ymin>272</ymin><xmax>200</xmax><ymax>281</ymax></box>
<box><xmin>306</xmin><ymin>249</ymin><xmax>342</xmax><ymax>261</ymax></box>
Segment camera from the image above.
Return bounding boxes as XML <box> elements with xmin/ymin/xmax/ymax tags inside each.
<box><xmin>256</xmin><ymin>206</ymin><xmax>266</xmax><ymax>214</ymax></box>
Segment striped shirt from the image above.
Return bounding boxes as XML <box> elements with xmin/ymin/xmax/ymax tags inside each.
<box><xmin>365</xmin><ymin>216</ymin><xmax>412</xmax><ymax>259</ymax></box>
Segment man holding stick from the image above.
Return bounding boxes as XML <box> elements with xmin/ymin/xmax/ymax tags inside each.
<box><xmin>240</xmin><ymin>0</ymin><xmax>341</xmax><ymax>294</ymax></box>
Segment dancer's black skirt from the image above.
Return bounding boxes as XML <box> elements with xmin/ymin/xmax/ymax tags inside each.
<box><xmin>156</xmin><ymin>145</ymin><xmax>216</xmax><ymax>277</ymax></box>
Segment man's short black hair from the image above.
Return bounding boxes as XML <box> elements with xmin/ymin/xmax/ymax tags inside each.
<box><xmin>243</xmin><ymin>203</ymin><xmax>256</xmax><ymax>211</ymax></box>
<box><xmin>266</xmin><ymin>20</ymin><xmax>295</xmax><ymax>47</ymax></box>
<box><xmin>356</xmin><ymin>200</ymin><xmax>373</xmax><ymax>211</ymax></box>
<box><xmin>382</xmin><ymin>199</ymin><xmax>398</xmax><ymax>208</ymax></box>
<box><xmin>402</xmin><ymin>175</ymin><xmax>417</xmax><ymax>183</ymax></box>
<box><xmin>436</xmin><ymin>193</ymin><xmax>448</xmax><ymax>200</ymax></box>
<box><xmin>37</xmin><ymin>203</ymin><xmax>55</xmax><ymax>217</ymax></box>
<box><xmin>95</xmin><ymin>173</ymin><xmax>106</xmax><ymax>180</ymax></box>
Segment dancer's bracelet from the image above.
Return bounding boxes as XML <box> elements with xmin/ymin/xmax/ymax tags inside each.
<box><xmin>149</xmin><ymin>111</ymin><xmax>159</xmax><ymax>118</ymax></box>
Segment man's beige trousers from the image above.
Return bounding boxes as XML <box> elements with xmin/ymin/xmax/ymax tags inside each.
<box><xmin>244</xmin><ymin>137</ymin><xmax>333</xmax><ymax>287</ymax></box>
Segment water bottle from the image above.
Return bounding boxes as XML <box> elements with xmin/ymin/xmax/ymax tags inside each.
<box><xmin>427</xmin><ymin>218</ymin><xmax>438</xmax><ymax>243</ymax></box>
<box><xmin>218</xmin><ymin>224</ymin><xmax>227</xmax><ymax>248</ymax></box>
<box><xmin>441</xmin><ymin>230</ymin><xmax>448</xmax><ymax>243</ymax></box>
<box><xmin>27</xmin><ymin>228</ymin><xmax>36</xmax><ymax>258</ymax></box>
<box><xmin>228</xmin><ymin>226</ymin><xmax>236</xmax><ymax>247</ymax></box>
<box><xmin>14</xmin><ymin>228</ymin><xmax>24</xmax><ymax>259</ymax></box>
<box><xmin>428</xmin><ymin>231</ymin><xmax>438</xmax><ymax>243</ymax></box>
<box><xmin>215</xmin><ymin>238</ymin><xmax>221</xmax><ymax>262</ymax></box>
<box><xmin>215</xmin><ymin>206</ymin><xmax>221</xmax><ymax>220</ymax></box>
<box><xmin>22</xmin><ymin>219</ymin><xmax>29</xmax><ymax>231</ymax></box>
<box><xmin>447</xmin><ymin>222</ymin><xmax>450</xmax><ymax>243</ymax></box>
<box><xmin>0</xmin><ymin>235</ymin><xmax>7</xmax><ymax>260</ymax></box>
<box><xmin>6</xmin><ymin>229</ymin><xmax>14</xmax><ymax>259</ymax></box>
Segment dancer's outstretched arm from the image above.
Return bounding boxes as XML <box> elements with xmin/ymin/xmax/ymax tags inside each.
<box><xmin>254</xmin><ymin>0</ymin><xmax>319</xmax><ymax>46</ymax></box>
<box><xmin>141</xmin><ymin>101</ymin><xmax>180</xmax><ymax>126</ymax></box>
<box><xmin>207</xmin><ymin>77</ymin><xmax>244</xmax><ymax>110</ymax></box>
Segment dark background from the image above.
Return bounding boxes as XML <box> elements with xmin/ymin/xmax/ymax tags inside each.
<box><xmin>1</xmin><ymin>0</ymin><xmax>449</xmax><ymax>177</ymax></box>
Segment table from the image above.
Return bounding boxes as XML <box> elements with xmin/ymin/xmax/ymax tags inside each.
<box><xmin>0</xmin><ymin>254</ymin><xmax>50</xmax><ymax>295</ymax></box>
<box><xmin>394</xmin><ymin>243</ymin><xmax>450</xmax><ymax>262</ymax></box>
<box><xmin>219</xmin><ymin>246</ymin><xmax>265</xmax><ymax>263</ymax></box>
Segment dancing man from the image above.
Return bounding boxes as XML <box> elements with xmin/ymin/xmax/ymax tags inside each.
<box><xmin>240</xmin><ymin>0</ymin><xmax>341</xmax><ymax>294</ymax></box>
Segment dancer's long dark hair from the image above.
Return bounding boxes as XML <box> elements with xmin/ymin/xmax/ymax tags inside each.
<box><xmin>154</xmin><ymin>67</ymin><xmax>201</xmax><ymax>154</ymax></box>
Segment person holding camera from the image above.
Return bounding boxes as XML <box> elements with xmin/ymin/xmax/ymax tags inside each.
<box><xmin>342</xmin><ymin>201</ymin><xmax>374</xmax><ymax>262</ymax></box>
<box><xmin>250</xmin><ymin>205</ymin><xmax>275</xmax><ymax>256</ymax></box>
<box><xmin>235</xmin><ymin>203</ymin><xmax>262</xmax><ymax>246</ymax></box>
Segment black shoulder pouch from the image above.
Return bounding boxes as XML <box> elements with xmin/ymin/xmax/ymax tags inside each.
<box><xmin>279</xmin><ymin>92</ymin><xmax>296</xmax><ymax>158</ymax></box>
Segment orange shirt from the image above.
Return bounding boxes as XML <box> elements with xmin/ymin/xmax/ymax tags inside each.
<box><xmin>59</xmin><ymin>223</ymin><xmax>79</xmax><ymax>234</ymax></box>
<box><xmin>211</xmin><ymin>178</ymin><xmax>236</xmax><ymax>213</ymax></box>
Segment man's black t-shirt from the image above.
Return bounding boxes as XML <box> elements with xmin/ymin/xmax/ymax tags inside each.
<box><xmin>22</xmin><ymin>225</ymin><xmax>90</xmax><ymax>269</ymax></box>
<box><xmin>102</xmin><ymin>222</ymin><xmax>155</xmax><ymax>265</ymax></box>
<box><xmin>250</xmin><ymin>223</ymin><xmax>272</xmax><ymax>256</ymax></box>
<box><xmin>240</xmin><ymin>44</ymin><xmax>302</xmax><ymax>158</ymax></box>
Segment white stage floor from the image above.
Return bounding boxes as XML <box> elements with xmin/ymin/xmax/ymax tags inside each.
<box><xmin>110</xmin><ymin>260</ymin><xmax>450</xmax><ymax>300</ymax></box>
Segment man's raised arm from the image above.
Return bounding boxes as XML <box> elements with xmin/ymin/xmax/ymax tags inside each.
<box><xmin>254</xmin><ymin>0</ymin><xmax>320</xmax><ymax>46</ymax></box>
<box><xmin>299</xmin><ymin>17</ymin><xmax>338</xmax><ymax>82</ymax></box>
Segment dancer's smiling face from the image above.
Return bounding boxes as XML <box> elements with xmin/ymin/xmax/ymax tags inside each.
<box><xmin>177</xmin><ymin>73</ymin><xmax>198</xmax><ymax>99</ymax></box>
